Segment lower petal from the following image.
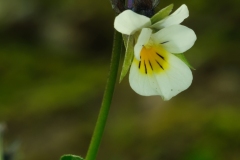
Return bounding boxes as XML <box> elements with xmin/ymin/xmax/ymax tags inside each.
<box><xmin>129</xmin><ymin>51</ymin><xmax>192</xmax><ymax>100</ymax></box>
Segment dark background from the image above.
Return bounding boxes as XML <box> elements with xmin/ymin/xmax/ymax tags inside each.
<box><xmin>0</xmin><ymin>0</ymin><xmax>240</xmax><ymax>159</ymax></box>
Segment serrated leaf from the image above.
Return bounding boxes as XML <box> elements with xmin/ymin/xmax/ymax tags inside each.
<box><xmin>119</xmin><ymin>34</ymin><xmax>134</xmax><ymax>82</ymax></box>
<box><xmin>175</xmin><ymin>54</ymin><xmax>195</xmax><ymax>70</ymax></box>
<box><xmin>151</xmin><ymin>4</ymin><xmax>174</xmax><ymax>24</ymax></box>
<box><xmin>60</xmin><ymin>154</ymin><xmax>84</xmax><ymax>160</ymax></box>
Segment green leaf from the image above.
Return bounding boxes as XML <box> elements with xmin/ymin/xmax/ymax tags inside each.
<box><xmin>151</xmin><ymin>4</ymin><xmax>174</xmax><ymax>24</ymax></box>
<box><xmin>175</xmin><ymin>54</ymin><xmax>195</xmax><ymax>70</ymax></box>
<box><xmin>60</xmin><ymin>154</ymin><xmax>84</xmax><ymax>160</ymax></box>
<box><xmin>119</xmin><ymin>34</ymin><xmax>134</xmax><ymax>82</ymax></box>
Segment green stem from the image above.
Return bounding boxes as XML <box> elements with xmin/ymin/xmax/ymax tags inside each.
<box><xmin>0</xmin><ymin>127</ymin><xmax>3</xmax><ymax>160</ymax></box>
<box><xmin>0</xmin><ymin>135</ymin><xmax>2</xmax><ymax>160</ymax></box>
<box><xmin>85</xmin><ymin>30</ymin><xmax>122</xmax><ymax>160</ymax></box>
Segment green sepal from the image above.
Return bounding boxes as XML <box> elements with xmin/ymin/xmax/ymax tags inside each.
<box><xmin>119</xmin><ymin>34</ymin><xmax>134</xmax><ymax>83</ymax></box>
<box><xmin>175</xmin><ymin>54</ymin><xmax>195</xmax><ymax>70</ymax></box>
<box><xmin>60</xmin><ymin>154</ymin><xmax>84</xmax><ymax>160</ymax></box>
<box><xmin>151</xmin><ymin>4</ymin><xmax>174</xmax><ymax>24</ymax></box>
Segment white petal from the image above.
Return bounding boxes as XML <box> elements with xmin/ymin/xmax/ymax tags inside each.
<box><xmin>151</xmin><ymin>4</ymin><xmax>189</xmax><ymax>29</ymax></box>
<box><xmin>160</xmin><ymin>53</ymin><xmax>193</xmax><ymax>100</ymax></box>
<box><xmin>129</xmin><ymin>59</ymin><xmax>169</xmax><ymax>96</ymax></box>
<box><xmin>129</xmin><ymin>53</ymin><xmax>192</xmax><ymax>100</ymax></box>
<box><xmin>114</xmin><ymin>10</ymin><xmax>151</xmax><ymax>35</ymax></box>
<box><xmin>134</xmin><ymin>28</ymin><xmax>152</xmax><ymax>60</ymax></box>
<box><xmin>151</xmin><ymin>25</ymin><xmax>197</xmax><ymax>53</ymax></box>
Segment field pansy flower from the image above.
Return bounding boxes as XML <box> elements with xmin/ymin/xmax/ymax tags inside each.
<box><xmin>114</xmin><ymin>4</ymin><xmax>197</xmax><ymax>100</ymax></box>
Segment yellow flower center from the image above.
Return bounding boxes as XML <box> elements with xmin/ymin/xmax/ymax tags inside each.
<box><xmin>134</xmin><ymin>44</ymin><xmax>169</xmax><ymax>75</ymax></box>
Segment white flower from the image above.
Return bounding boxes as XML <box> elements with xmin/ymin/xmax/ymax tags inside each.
<box><xmin>114</xmin><ymin>5</ymin><xmax>197</xmax><ymax>100</ymax></box>
<box><xmin>114</xmin><ymin>4</ymin><xmax>189</xmax><ymax>35</ymax></box>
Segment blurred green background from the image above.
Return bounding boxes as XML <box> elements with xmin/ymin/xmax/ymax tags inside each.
<box><xmin>0</xmin><ymin>0</ymin><xmax>240</xmax><ymax>160</ymax></box>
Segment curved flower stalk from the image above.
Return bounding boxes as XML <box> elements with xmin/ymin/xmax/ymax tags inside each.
<box><xmin>114</xmin><ymin>4</ymin><xmax>197</xmax><ymax>100</ymax></box>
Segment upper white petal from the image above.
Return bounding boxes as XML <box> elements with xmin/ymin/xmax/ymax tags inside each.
<box><xmin>151</xmin><ymin>4</ymin><xmax>189</xmax><ymax>29</ymax></box>
<box><xmin>114</xmin><ymin>10</ymin><xmax>151</xmax><ymax>35</ymax></box>
<box><xmin>151</xmin><ymin>25</ymin><xmax>197</xmax><ymax>53</ymax></box>
<box><xmin>134</xmin><ymin>28</ymin><xmax>152</xmax><ymax>60</ymax></box>
<box><xmin>129</xmin><ymin>53</ymin><xmax>192</xmax><ymax>100</ymax></box>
